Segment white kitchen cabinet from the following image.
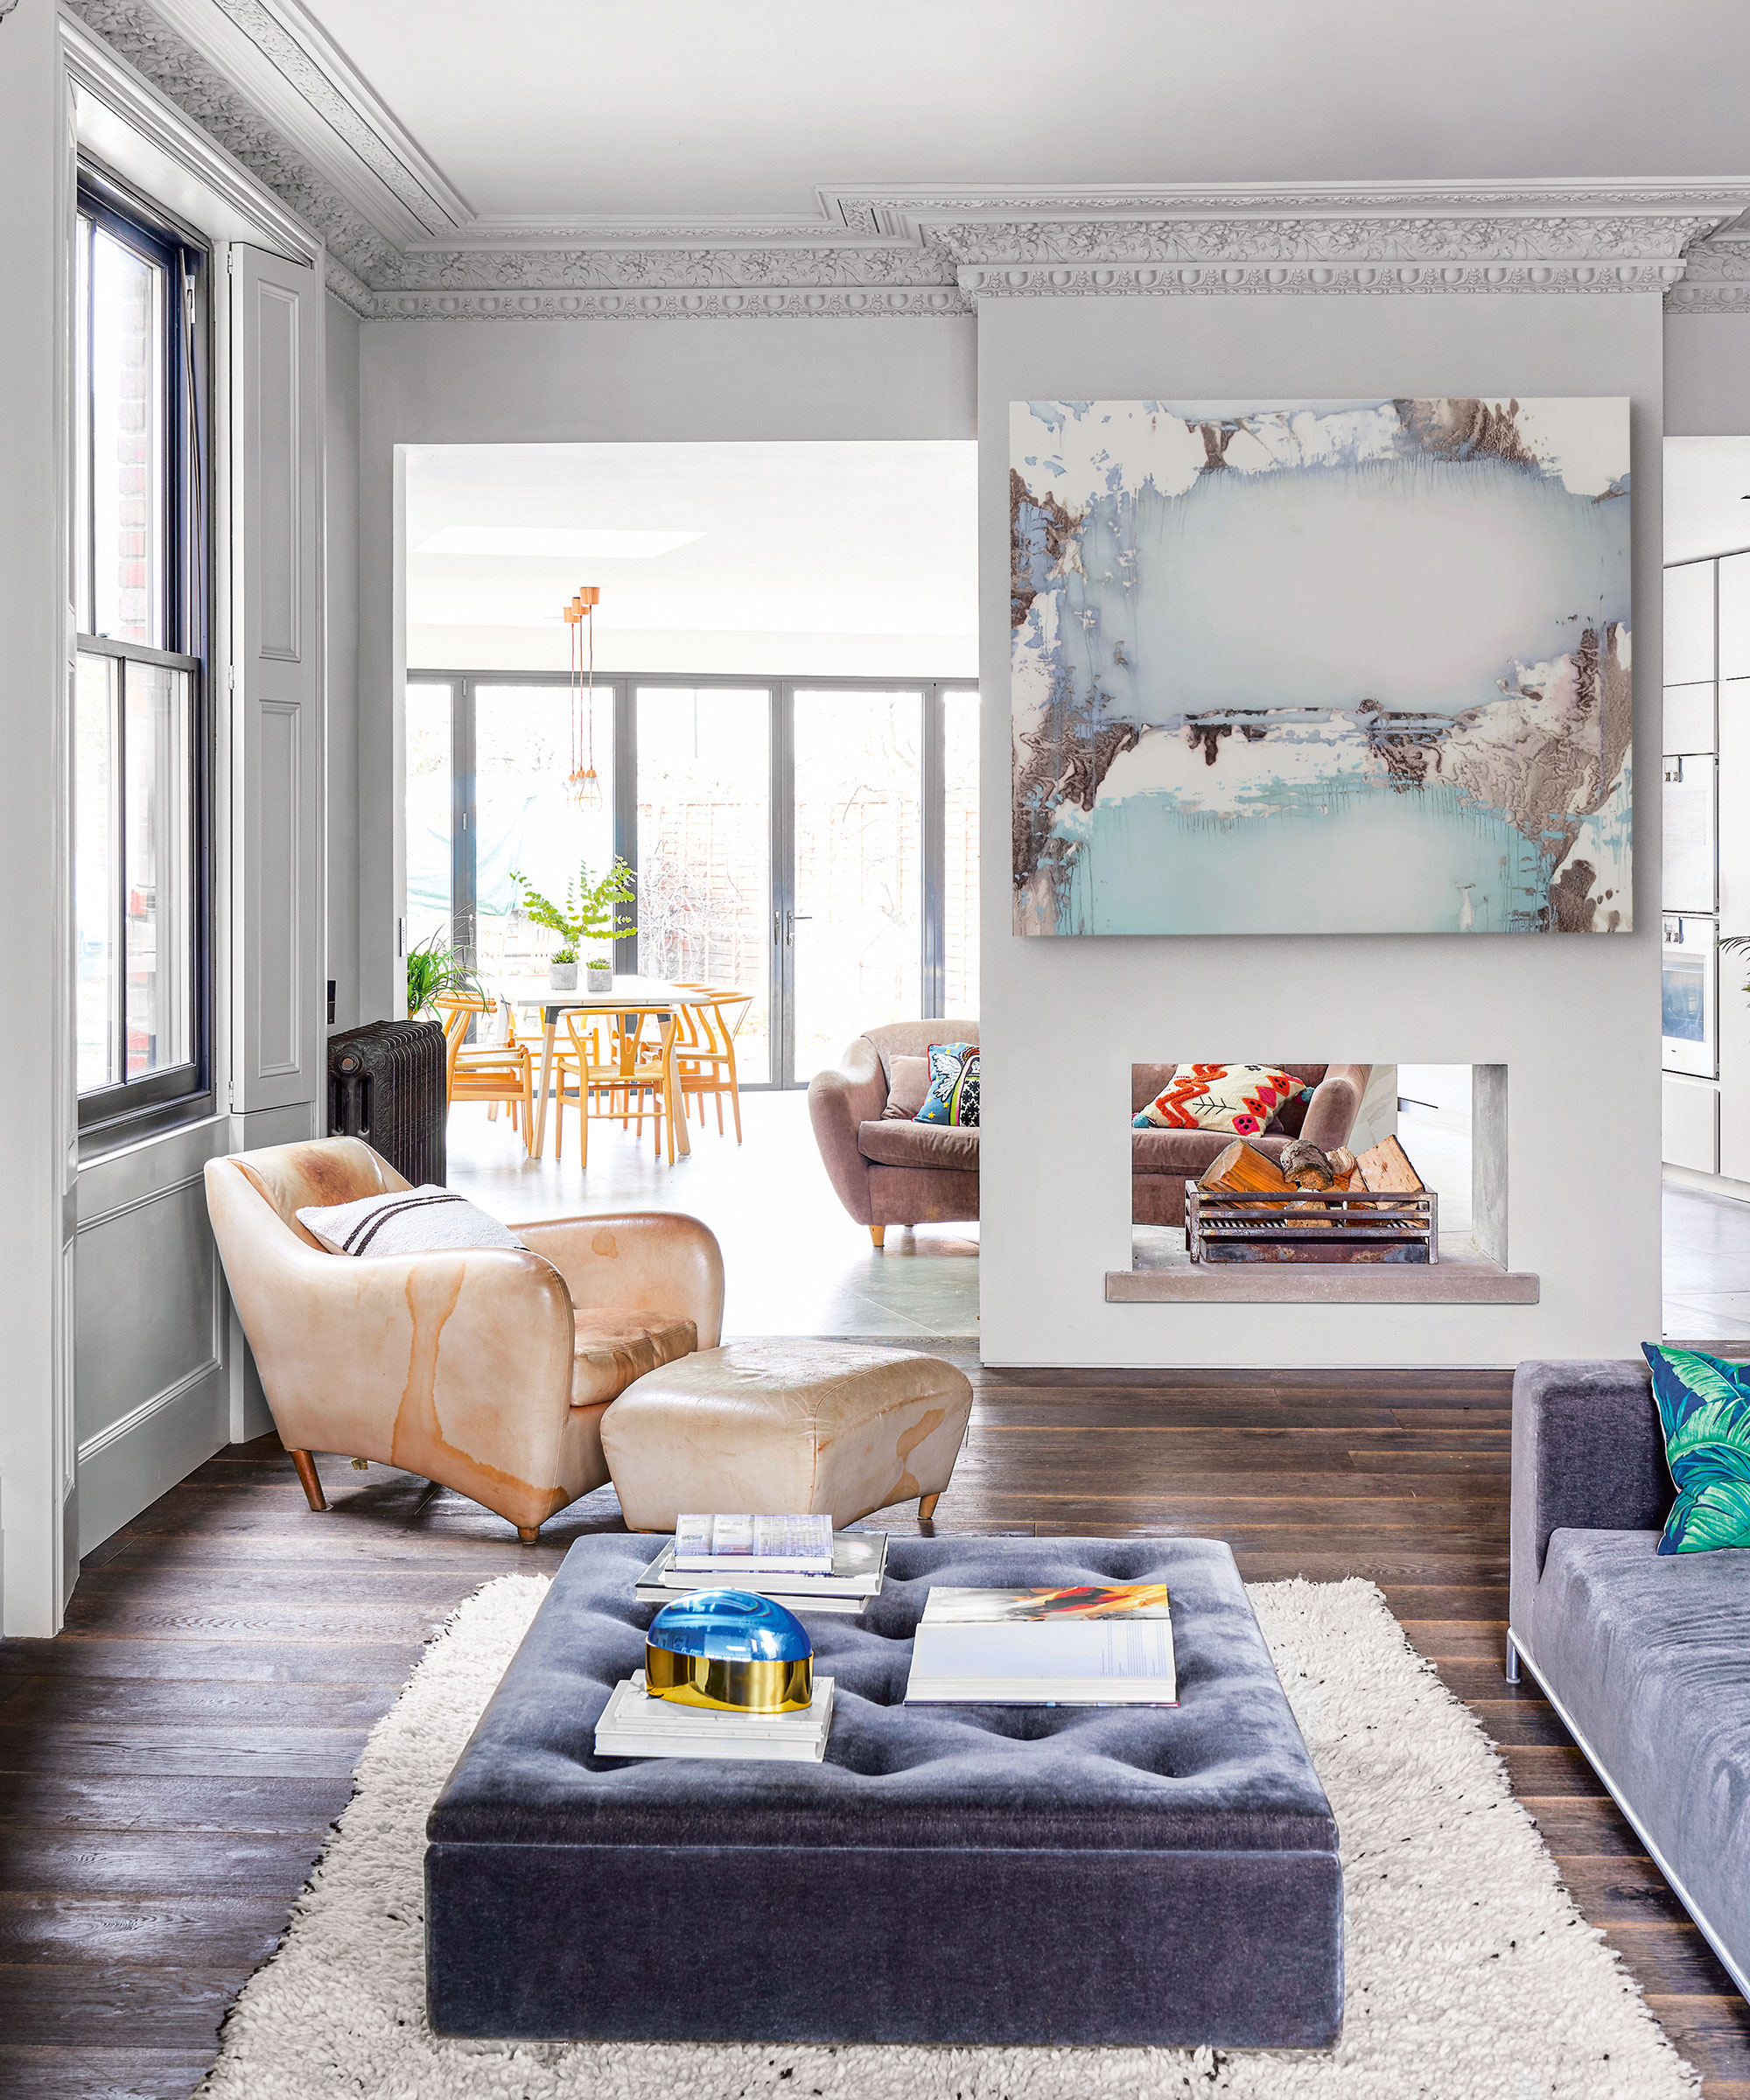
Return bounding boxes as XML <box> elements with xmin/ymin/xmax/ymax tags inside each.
<box><xmin>1666</xmin><ymin>560</ymin><xmax>1717</xmax><ymax>686</ymax></box>
<box><xmin>1663</xmin><ymin>1072</ymin><xmax>1720</xmax><ymax>1173</ymax></box>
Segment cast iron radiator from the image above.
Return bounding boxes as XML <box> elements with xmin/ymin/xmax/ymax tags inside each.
<box><xmin>326</xmin><ymin>1019</ymin><xmax>447</xmax><ymax>1186</ymax></box>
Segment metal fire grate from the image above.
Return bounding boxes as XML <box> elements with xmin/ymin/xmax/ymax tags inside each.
<box><xmin>326</xmin><ymin>1019</ymin><xmax>448</xmax><ymax>1187</ymax></box>
<box><xmin>1186</xmin><ymin>1184</ymin><xmax>1438</xmax><ymax>1264</ymax></box>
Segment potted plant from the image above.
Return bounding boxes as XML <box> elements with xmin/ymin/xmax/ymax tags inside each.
<box><xmin>405</xmin><ymin>929</ymin><xmax>480</xmax><ymax>1018</ymax></box>
<box><xmin>509</xmin><ymin>859</ymin><xmax>637</xmax><ymax>994</ymax></box>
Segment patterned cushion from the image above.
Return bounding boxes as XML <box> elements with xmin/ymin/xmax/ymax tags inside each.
<box><xmin>1642</xmin><ymin>1345</ymin><xmax>1750</xmax><ymax>1554</ymax></box>
<box><xmin>915</xmin><ymin>1042</ymin><xmax>980</xmax><ymax>1127</ymax></box>
<box><xmin>1133</xmin><ymin>1063</ymin><xmax>1308</xmax><ymax>1138</ymax></box>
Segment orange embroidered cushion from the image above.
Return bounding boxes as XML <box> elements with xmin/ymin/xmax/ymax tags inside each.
<box><xmin>1132</xmin><ymin>1063</ymin><xmax>1309</xmax><ymax>1139</ymax></box>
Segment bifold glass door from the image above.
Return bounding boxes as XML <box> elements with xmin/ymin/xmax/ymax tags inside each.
<box><xmin>789</xmin><ymin>688</ymin><xmax>922</xmax><ymax>1082</ymax></box>
<box><xmin>410</xmin><ymin>673</ymin><xmax>976</xmax><ymax>1086</ymax></box>
<box><xmin>636</xmin><ymin>686</ymin><xmax>773</xmax><ymax>1083</ymax></box>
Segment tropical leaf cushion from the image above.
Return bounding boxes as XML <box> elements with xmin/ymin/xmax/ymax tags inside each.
<box><xmin>914</xmin><ymin>1042</ymin><xmax>979</xmax><ymax>1128</ymax></box>
<box><xmin>1133</xmin><ymin>1062</ymin><xmax>1310</xmax><ymax>1139</ymax></box>
<box><xmin>1641</xmin><ymin>1344</ymin><xmax>1750</xmax><ymax>1555</ymax></box>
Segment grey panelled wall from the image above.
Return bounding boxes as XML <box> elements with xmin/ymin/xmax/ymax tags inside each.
<box><xmin>73</xmin><ymin>1118</ymin><xmax>234</xmax><ymax>1553</ymax></box>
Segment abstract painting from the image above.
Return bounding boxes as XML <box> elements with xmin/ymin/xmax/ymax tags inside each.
<box><xmin>1011</xmin><ymin>397</ymin><xmax>1632</xmax><ymax>934</ymax></box>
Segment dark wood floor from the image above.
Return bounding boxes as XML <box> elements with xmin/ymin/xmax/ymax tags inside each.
<box><xmin>2</xmin><ymin>1354</ymin><xmax>1747</xmax><ymax>2098</ymax></box>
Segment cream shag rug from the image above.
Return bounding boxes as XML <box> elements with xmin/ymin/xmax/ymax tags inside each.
<box><xmin>196</xmin><ymin>1574</ymin><xmax>1699</xmax><ymax>2100</ymax></box>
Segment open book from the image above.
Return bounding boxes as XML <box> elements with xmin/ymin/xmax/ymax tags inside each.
<box><xmin>904</xmin><ymin>1584</ymin><xmax>1177</xmax><ymax>1706</ymax></box>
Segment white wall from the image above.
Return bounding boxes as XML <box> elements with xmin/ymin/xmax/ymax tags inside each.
<box><xmin>977</xmin><ymin>291</ymin><xmax>1665</xmax><ymax>1368</ymax></box>
<box><xmin>0</xmin><ymin>0</ymin><xmax>73</xmax><ymax>1634</ymax></box>
<box><xmin>326</xmin><ymin>292</ymin><xmax>362</xmax><ymax>1031</ymax></box>
<box><xmin>1665</xmin><ymin>315</ymin><xmax>1750</xmax><ymax>438</ymax></box>
<box><xmin>354</xmin><ymin>315</ymin><xmax>976</xmax><ymax>1017</ymax></box>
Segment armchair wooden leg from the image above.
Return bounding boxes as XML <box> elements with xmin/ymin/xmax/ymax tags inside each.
<box><xmin>918</xmin><ymin>1492</ymin><xmax>941</xmax><ymax>1522</ymax></box>
<box><xmin>517</xmin><ymin>1524</ymin><xmax>541</xmax><ymax>1545</ymax></box>
<box><xmin>290</xmin><ymin>1450</ymin><xmax>328</xmax><ymax>1512</ymax></box>
<box><xmin>870</xmin><ymin>1225</ymin><xmax>886</xmax><ymax>1250</ymax></box>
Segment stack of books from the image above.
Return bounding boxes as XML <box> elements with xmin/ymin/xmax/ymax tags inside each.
<box><xmin>673</xmin><ymin>1512</ymin><xmax>833</xmax><ymax>1571</ymax></box>
<box><xmin>634</xmin><ymin>1525</ymin><xmax>887</xmax><ymax>1615</ymax></box>
<box><xmin>593</xmin><ymin>1670</ymin><xmax>836</xmax><ymax>1761</ymax></box>
<box><xmin>904</xmin><ymin>1584</ymin><xmax>1179</xmax><ymax>1707</ymax></box>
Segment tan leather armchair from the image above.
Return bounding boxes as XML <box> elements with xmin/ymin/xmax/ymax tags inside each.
<box><xmin>204</xmin><ymin>1138</ymin><xmax>724</xmax><ymax>1542</ymax></box>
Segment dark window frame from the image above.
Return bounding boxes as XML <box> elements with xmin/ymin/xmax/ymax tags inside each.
<box><xmin>74</xmin><ymin>170</ymin><xmax>214</xmax><ymax>1144</ymax></box>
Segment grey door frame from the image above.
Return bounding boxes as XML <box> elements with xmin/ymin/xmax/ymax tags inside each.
<box><xmin>410</xmin><ymin>668</ymin><xmax>976</xmax><ymax>1088</ymax></box>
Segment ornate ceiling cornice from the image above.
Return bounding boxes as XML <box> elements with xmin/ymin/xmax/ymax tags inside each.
<box><xmin>56</xmin><ymin>5</ymin><xmax>1750</xmax><ymax>319</ymax></box>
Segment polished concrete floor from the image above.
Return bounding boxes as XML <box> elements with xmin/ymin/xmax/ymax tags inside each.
<box><xmin>450</xmin><ymin>1093</ymin><xmax>1750</xmax><ymax>1343</ymax></box>
<box><xmin>448</xmin><ymin>1091</ymin><xmax>979</xmax><ymax>1338</ymax></box>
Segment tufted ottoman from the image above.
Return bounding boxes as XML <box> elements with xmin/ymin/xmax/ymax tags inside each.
<box><xmin>598</xmin><ymin>1340</ymin><xmax>974</xmax><ymax>1530</ymax></box>
<box><xmin>425</xmin><ymin>1534</ymin><xmax>1343</xmax><ymax>2048</ymax></box>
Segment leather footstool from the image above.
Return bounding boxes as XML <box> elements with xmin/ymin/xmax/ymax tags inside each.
<box><xmin>598</xmin><ymin>1339</ymin><xmax>974</xmax><ymax>1530</ymax></box>
<box><xmin>425</xmin><ymin>1533</ymin><xmax>1344</xmax><ymax>2046</ymax></box>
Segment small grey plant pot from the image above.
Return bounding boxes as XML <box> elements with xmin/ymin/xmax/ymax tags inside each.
<box><xmin>549</xmin><ymin>961</ymin><xmax>578</xmax><ymax>990</ymax></box>
<box><xmin>586</xmin><ymin>964</ymin><xmax>613</xmax><ymax>992</ymax></box>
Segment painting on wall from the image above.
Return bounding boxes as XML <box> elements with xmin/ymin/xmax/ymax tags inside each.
<box><xmin>1011</xmin><ymin>397</ymin><xmax>1633</xmax><ymax>935</ymax></box>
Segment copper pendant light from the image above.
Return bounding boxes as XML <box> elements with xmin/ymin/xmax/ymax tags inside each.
<box><xmin>563</xmin><ymin>585</ymin><xmax>603</xmax><ymax>811</ymax></box>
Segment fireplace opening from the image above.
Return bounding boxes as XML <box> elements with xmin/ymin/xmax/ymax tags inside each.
<box><xmin>1116</xmin><ymin>1063</ymin><xmax>1530</xmax><ymax>1305</ymax></box>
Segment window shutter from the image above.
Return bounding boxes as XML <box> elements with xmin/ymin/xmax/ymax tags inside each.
<box><xmin>229</xmin><ymin>244</ymin><xmax>322</xmax><ymax>1116</ymax></box>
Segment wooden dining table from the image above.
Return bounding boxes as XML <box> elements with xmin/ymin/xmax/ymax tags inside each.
<box><xmin>495</xmin><ymin>976</ymin><xmax>725</xmax><ymax>1161</ymax></box>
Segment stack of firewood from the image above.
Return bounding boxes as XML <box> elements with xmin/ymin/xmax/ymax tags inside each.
<box><xmin>1200</xmin><ymin>1134</ymin><xmax>1423</xmax><ymax>1200</ymax></box>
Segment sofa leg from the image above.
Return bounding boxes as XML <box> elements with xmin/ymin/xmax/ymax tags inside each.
<box><xmin>290</xmin><ymin>1450</ymin><xmax>328</xmax><ymax>1512</ymax></box>
<box><xmin>918</xmin><ymin>1492</ymin><xmax>940</xmax><ymax>1522</ymax></box>
<box><xmin>517</xmin><ymin>1525</ymin><xmax>541</xmax><ymax>1545</ymax></box>
<box><xmin>1504</xmin><ymin>1633</ymin><xmax>1521</xmax><ymax>1685</ymax></box>
<box><xmin>870</xmin><ymin>1226</ymin><xmax>886</xmax><ymax>1250</ymax></box>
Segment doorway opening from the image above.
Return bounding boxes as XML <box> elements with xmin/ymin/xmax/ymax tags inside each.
<box><xmin>1662</xmin><ymin>438</ymin><xmax>1750</xmax><ymax>1341</ymax></box>
<box><xmin>402</xmin><ymin>439</ymin><xmax>979</xmax><ymax>1338</ymax></box>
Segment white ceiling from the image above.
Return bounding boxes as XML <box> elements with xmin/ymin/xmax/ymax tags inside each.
<box><xmin>1665</xmin><ymin>438</ymin><xmax>1750</xmax><ymax>564</ymax></box>
<box><xmin>298</xmin><ymin>0</ymin><xmax>1750</xmax><ymax>220</ymax></box>
<box><xmin>406</xmin><ymin>441</ymin><xmax>978</xmax><ymax>668</ymax></box>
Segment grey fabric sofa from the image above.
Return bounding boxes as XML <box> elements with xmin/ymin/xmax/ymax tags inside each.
<box><xmin>1131</xmin><ymin>1064</ymin><xmax>1372</xmax><ymax>1227</ymax></box>
<box><xmin>1509</xmin><ymin>1359</ymin><xmax>1750</xmax><ymax>1995</ymax></box>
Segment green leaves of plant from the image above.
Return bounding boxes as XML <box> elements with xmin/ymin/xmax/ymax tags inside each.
<box><xmin>1642</xmin><ymin>1344</ymin><xmax>1750</xmax><ymax>1556</ymax></box>
<box><xmin>508</xmin><ymin>859</ymin><xmax>638</xmax><ymax>947</ymax></box>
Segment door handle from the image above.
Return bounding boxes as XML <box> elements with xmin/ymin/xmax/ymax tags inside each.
<box><xmin>780</xmin><ymin>911</ymin><xmax>813</xmax><ymax>946</ymax></box>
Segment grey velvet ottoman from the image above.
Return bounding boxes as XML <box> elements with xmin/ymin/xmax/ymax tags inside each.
<box><xmin>425</xmin><ymin>1534</ymin><xmax>1343</xmax><ymax>2048</ymax></box>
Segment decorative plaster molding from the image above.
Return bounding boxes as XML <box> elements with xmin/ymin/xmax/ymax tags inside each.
<box><xmin>1665</xmin><ymin>230</ymin><xmax>1750</xmax><ymax>312</ymax></box>
<box><xmin>390</xmin><ymin>242</ymin><xmax>958</xmax><ymax>294</ymax></box>
<box><xmin>148</xmin><ymin>0</ymin><xmax>469</xmax><ymax>240</ymax></box>
<box><xmin>64</xmin><ymin>0</ymin><xmax>401</xmax><ymax>286</ymax></box>
<box><xmin>52</xmin><ymin>12</ymin><xmax>1750</xmax><ymax>318</ymax></box>
<box><xmin>371</xmin><ymin>286</ymin><xmax>972</xmax><ymax>323</ymax></box>
<box><xmin>826</xmin><ymin>180</ymin><xmax>1750</xmax><ymax>239</ymax></box>
<box><xmin>64</xmin><ymin>10</ymin><xmax>321</xmax><ymax>265</ymax></box>
<box><xmin>934</xmin><ymin>214</ymin><xmax>1721</xmax><ymax>269</ymax></box>
<box><xmin>961</xmin><ymin>259</ymin><xmax>1688</xmax><ymax>299</ymax></box>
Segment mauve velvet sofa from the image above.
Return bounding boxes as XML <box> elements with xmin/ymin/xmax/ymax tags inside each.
<box><xmin>1509</xmin><ymin>1359</ymin><xmax>1750</xmax><ymax>1995</ymax></box>
<box><xmin>808</xmin><ymin>1019</ymin><xmax>979</xmax><ymax>1248</ymax></box>
<box><xmin>1130</xmin><ymin>1064</ymin><xmax>1372</xmax><ymax>1227</ymax></box>
<box><xmin>810</xmin><ymin>1041</ymin><xmax>1373</xmax><ymax>1243</ymax></box>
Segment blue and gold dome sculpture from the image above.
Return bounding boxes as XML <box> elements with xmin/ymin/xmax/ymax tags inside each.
<box><xmin>645</xmin><ymin>1590</ymin><xmax>814</xmax><ymax>1714</ymax></box>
